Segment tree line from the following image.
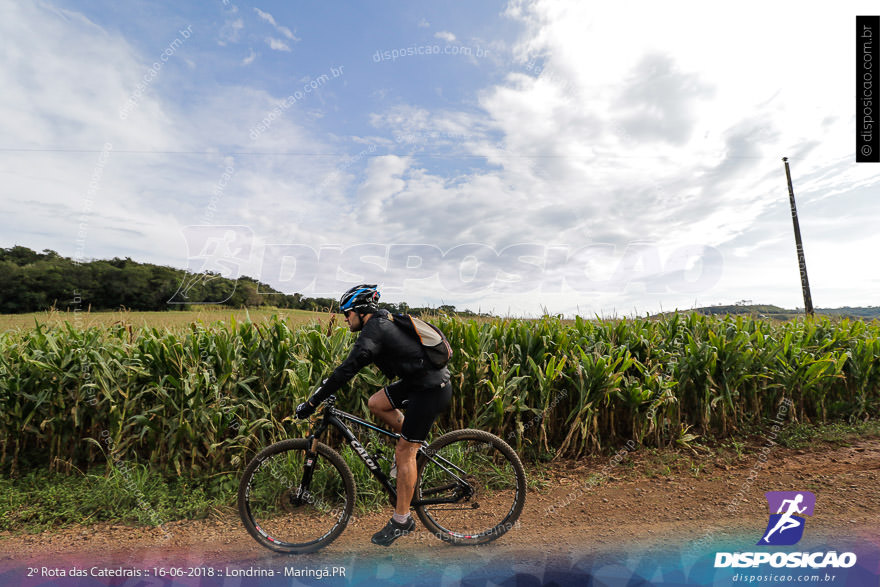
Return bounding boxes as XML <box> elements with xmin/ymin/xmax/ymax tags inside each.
<box><xmin>0</xmin><ymin>246</ymin><xmax>467</xmax><ymax>315</ymax></box>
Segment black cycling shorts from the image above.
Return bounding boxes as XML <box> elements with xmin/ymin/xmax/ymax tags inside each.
<box><xmin>383</xmin><ymin>372</ymin><xmax>452</xmax><ymax>443</ymax></box>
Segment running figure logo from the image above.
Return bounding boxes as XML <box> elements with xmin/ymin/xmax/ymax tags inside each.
<box><xmin>758</xmin><ymin>491</ymin><xmax>816</xmax><ymax>546</ymax></box>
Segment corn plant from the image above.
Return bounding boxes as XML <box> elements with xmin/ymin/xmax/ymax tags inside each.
<box><xmin>1</xmin><ymin>312</ymin><xmax>879</xmax><ymax>474</ymax></box>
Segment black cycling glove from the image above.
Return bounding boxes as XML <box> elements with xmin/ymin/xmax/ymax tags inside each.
<box><xmin>296</xmin><ymin>381</ymin><xmax>330</xmax><ymax>419</ymax></box>
<box><xmin>295</xmin><ymin>399</ymin><xmax>317</xmax><ymax>419</ymax></box>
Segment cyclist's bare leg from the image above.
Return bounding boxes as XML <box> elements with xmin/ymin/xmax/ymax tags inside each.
<box><xmin>394</xmin><ymin>438</ymin><xmax>420</xmax><ymax>516</ymax></box>
<box><xmin>368</xmin><ymin>389</ymin><xmax>404</xmax><ymax>433</ymax></box>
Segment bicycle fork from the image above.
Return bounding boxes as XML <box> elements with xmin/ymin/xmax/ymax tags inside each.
<box><xmin>291</xmin><ymin>434</ymin><xmax>323</xmax><ymax>507</ymax></box>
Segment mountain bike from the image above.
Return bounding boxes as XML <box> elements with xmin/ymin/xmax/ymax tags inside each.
<box><xmin>237</xmin><ymin>394</ymin><xmax>527</xmax><ymax>553</ymax></box>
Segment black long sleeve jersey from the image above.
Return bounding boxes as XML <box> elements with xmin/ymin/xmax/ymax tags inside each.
<box><xmin>310</xmin><ymin>309</ymin><xmax>449</xmax><ymax>404</ymax></box>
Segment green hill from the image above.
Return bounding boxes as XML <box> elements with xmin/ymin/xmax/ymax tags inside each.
<box><xmin>684</xmin><ymin>303</ymin><xmax>880</xmax><ymax>321</ymax></box>
<box><xmin>0</xmin><ymin>245</ymin><xmax>475</xmax><ymax>316</ymax></box>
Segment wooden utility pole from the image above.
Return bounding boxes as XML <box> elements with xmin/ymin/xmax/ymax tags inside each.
<box><xmin>782</xmin><ymin>157</ymin><xmax>814</xmax><ymax>316</ymax></box>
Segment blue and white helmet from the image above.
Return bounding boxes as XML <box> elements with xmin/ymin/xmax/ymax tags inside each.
<box><xmin>339</xmin><ymin>284</ymin><xmax>380</xmax><ymax>315</ymax></box>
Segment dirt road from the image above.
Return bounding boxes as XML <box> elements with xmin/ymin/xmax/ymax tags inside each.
<box><xmin>2</xmin><ymin>437</ymin><xmax>879</xmax><ymax>584</ymax></box>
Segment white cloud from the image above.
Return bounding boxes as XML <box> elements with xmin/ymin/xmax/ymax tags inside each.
<box><xmin>218</xmin><ymin>17</ymin><xmax>243</xmax><ymax>45</ymax></box>
<box><xmin>265</xmin><ymin>37</ymin><xmax>291</xmax><ymax>52</ymax></box>
<box><xmin>355</xmin><ymin>0</ymin><xmax>880</xmax><ymax>314</ymax></box>
<box><xmin>434</xmin><ymin>31</ymin><xmax>456</xmax><ymax>42</ymax></box>
<box><xmin>355</xmin><ymin>155</ymin><xmax>410</xmax><ymax>222</ymax></box>
<box><xmin>0</xmin><ymin>1</ymin><xmax>339</xmax><ymax>278</ymax></box>
<box><xmin>417</xmin><ymin>18</ymin><xmax>430</xmax><ymax>28</ymax></box>
<box><xmin>253</xmin><ymin>7</ymin><xmax>278</xmax><ymax>27</ymax></box>
<box><xmin>5</xmin><ymin>0</ymin><xmax>879</xmax><ymax>316</ymax></box>
<box><xmin>254</xmin><ymin>7</ymin><xmax>299</xmax><ymax>41</ymax></box>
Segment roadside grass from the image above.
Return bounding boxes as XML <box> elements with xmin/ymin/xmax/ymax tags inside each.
<box><xmin>774</xmin><ymin>419</ymin><xmax>880</xmax><ymax>449</ymax></box>
<box><xmin>0</xmin><ymin>466</ymin><xmax>238</xmax><ymax>534</ymax></box>
<box><xmin>548</xmin><ymin>418</ymin><xmax>880</xmax><ymax>486</ymax></box>
<box><xmin>2</xmin><ymin>419</ymin><xmax>878</xmax><ymax>535</ymax></box>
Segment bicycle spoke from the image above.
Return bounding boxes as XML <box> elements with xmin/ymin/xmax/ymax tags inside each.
<box><xmin>415</xmin><ymin>430</ymin><xmax>526</xmax><ymax>545</ymax></box>
<box><xmin>238</xmin><ymin>439</ymin><xmax>355</xmax><ymax>553</ymax></box>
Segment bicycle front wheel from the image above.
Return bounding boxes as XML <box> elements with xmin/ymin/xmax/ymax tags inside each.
<box><xmin>238</xmin><ymin>438</ymin><xmax>356</xmax><ymax>554</ymax></box>
<box><xmin>414</xmin><ymin>429</ymin><xmax>526</xmax><ymax>546</ymax></box>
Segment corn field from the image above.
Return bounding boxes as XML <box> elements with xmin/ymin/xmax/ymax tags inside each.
<box><xmin>1</xmin><ymin>313</ymin><xmax>878</xmax><ymax>476</ymax></box>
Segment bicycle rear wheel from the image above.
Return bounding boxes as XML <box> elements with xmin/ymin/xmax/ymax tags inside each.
<box><xmin>414</xmin><ymin>429</ymin><xmax>526</xmax><ymax>545</ymax></box>
<box><xmin>238</xmin><ymin>438</ymin><xmax>356</xmax><ymax>554</ymax></box>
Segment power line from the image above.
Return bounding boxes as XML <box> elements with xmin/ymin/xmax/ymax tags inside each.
<box><xmin>0</xmin><ymin>147</ymin><xmax>767</xmax><ymax>159</ymax></box>
<box><xmin>0</xmin><ymin>148</ymin><xmax>341</xmax><ymax>156</ymax></box>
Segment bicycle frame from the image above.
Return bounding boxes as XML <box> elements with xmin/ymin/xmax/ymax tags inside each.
<box><xmin>297</xmin><ymin>395</ymin><xmax>472</xmax><ymax>508</ymax></box>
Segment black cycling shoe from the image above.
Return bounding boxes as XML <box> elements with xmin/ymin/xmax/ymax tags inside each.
<box><xmin>370</xmin><ymin>516</ymin><xmax>416</xmax><ymax>546</ymax></box>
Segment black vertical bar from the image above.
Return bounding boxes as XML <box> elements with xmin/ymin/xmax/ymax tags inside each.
<box><xmin>857</xmin><ymin>16</ymin><xmax>880</xmax><ymax>163</ymax></box>
<box><xmin>782</xmin><ymin>158</ymin><xmax>814</xmax><ymax>316</ymax></box>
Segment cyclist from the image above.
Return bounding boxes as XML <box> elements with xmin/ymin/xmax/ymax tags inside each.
<box><xmin>295</xmin><ymin>284</ymin><xmax>452</xmax><ymax>546</ymax></box>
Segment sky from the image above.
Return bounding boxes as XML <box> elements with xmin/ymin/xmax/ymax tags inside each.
<box><xmin>1</xmin><ymin>0</ymin><xmax>878</xmax><ymax>317</ymax></box>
